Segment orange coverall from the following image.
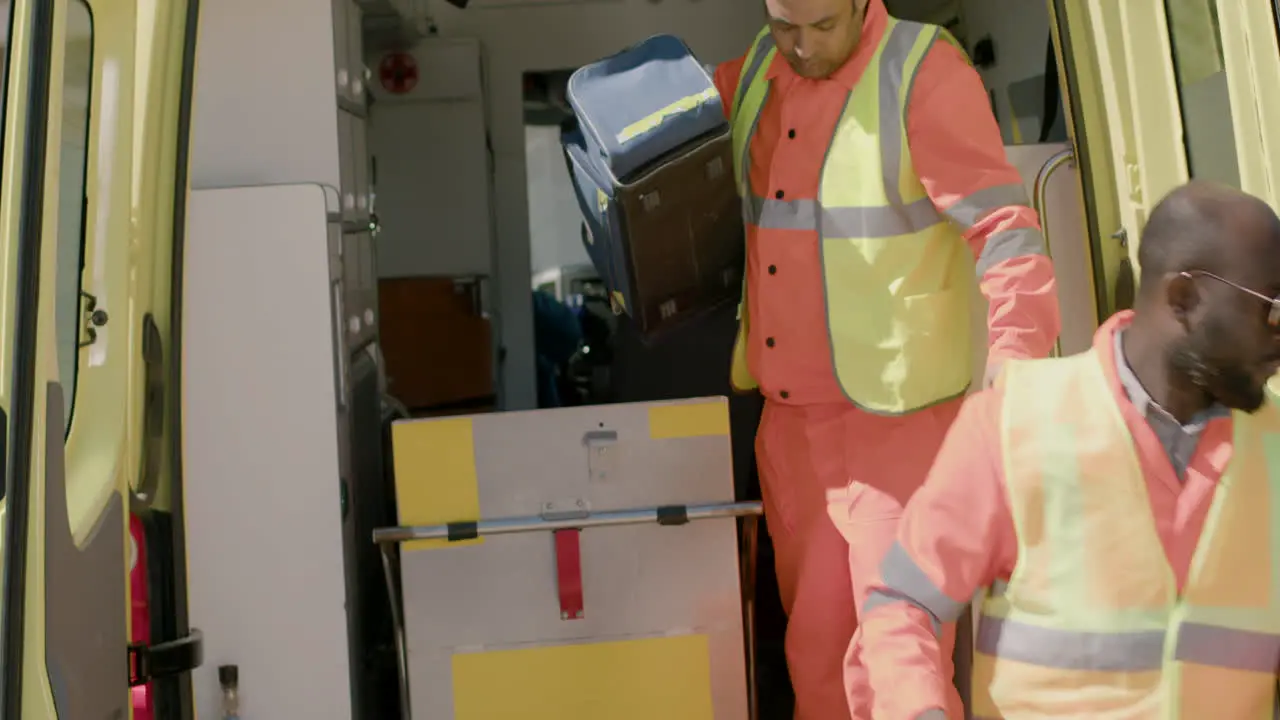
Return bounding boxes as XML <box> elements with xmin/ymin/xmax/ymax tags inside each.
<box><xmin>712</xmin><ymin>1</ymin><xmax>1060</xmax><ymax>717</ymax></box>
<box><xmin>858</xmin><ymin>311</ymin><xmax>1230</xmax><ymax>718</ymax></box>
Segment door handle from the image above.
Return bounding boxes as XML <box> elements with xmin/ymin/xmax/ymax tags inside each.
<box><xmin>129</xmin><ymin>627</ymin><xmax>204</xmax><ymax>687</ymax></box>
<box><xmin>132</xmin><ymin>314</ymin><xmax>164</xmax><ymax>512</ymax></box>
<box><xmin>1111</xmin><ymin>227</ymin><xmax>1128</xmax><ymax>249</ymax></box>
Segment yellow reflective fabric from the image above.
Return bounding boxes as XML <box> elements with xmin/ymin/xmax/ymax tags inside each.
<box><xmin>937</xmin><ymin>27</ymin><xmax>970</xmax><ymax>65</ymax></box>
<box><xmin>728</xmin><ymin>26</ymin><xmax>772</xmax><ymax>393</ymax></box>
<box><xmin>974</xmin><ymin>350</ymin><xmax>1280</xmax><ymax>719</ymax></box>
<box><xmin>617</xmin><ymin>87</ymin><xmax>720</xmax><ymax>144</ymax></box>
<box><xmin>725</xmin><ymin>18</ymin><xmax>974</xmax><ymax>412</ymax></box>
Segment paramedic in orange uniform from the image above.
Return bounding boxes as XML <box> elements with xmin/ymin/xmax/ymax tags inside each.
<box><xmin>711</xmin><ymin>0</ymin><xmax>1060</xmax><ymax>716</ymax></box>
<box><xmin>858</xmin><ymin>182</ymin><xmax>1280</xmax><ymax>719</ymax></box>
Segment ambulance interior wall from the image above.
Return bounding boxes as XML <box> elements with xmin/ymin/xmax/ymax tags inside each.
<box><xmin>889</xmin><ymin>0</ymin><xmax>1065</xmax><ymax>144</ymax></box>
<box><xmin>185</xmin><ymin>3</ymin><xmax>370</xmax><ymax>715</ymax></box>
<box><xmin>189</xmin><ymin>0</ymin><xmax>343</xmax><ymax>195</ymax></box>
<box><xmin>365</xmin><ymin>0</ymin><xmax>766</xmax><ymax>412</ymax></box>
<box><xmin>526</xmin><ymin>123</ymin><xmax>592</xmax><ymax>275</ymax></box>
<box><xmin>958</xmin><ymin>0</ymin><xmax>1065</xmax><ymax>144</ymax></box>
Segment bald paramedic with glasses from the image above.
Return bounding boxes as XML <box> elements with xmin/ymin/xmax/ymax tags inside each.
<box><xmin>709</xmin><ymin>0</ymin><xmax>1061</xmax><ymax>716</ymax></box>
<box><xmin>858</xmin><ymin>181</ymin><xmax>1280</xmax><ymax>719</ymax></box>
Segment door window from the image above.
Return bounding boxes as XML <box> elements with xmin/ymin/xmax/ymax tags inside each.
<box><xmin>55</xmin><ymin>0</ymin><xmax>92</xmax><ymax>434</ymax></box>
<box><xmin>1165</xmin><ymin>0</ymin><xmax>1240</xmax><ymax>187</ymax></box>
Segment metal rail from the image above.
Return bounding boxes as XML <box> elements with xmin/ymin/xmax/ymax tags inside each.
<box><xmin>1032</xmin><ymin>147</ymin><xmax>1075</xmax><ymax>358</ymax></box>
<box><xmin>374</xmin><ymin>500</ymin><xmax>764</xmax><ymax>720</ymax></box>
<box><xmin>373</xmin><ymin>500</ymin><xmax>763</xmax><ymax>544</ymax></box>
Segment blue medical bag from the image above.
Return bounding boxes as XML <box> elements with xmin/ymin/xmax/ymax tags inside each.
<box><xmin>560</xmin><ymin>35</ymin><xmax>743</xmax><ymax>338</ymax></box>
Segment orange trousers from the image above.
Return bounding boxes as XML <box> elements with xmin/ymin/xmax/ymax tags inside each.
<box><xmin>755</xmin><ymin>399</ymin><xmax>965</xmax><ymax>720</ymax></box>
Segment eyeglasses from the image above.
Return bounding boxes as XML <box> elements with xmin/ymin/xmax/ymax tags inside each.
<box><xmin>1180</xmin><ymin>270</ymin><xmax>1280</xmax><ymax>327</ymax></box>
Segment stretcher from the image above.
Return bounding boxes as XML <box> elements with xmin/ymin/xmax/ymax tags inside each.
<box><xmin>372</xmin><ymin>397</ymin><xmax>760</xmax><ymax>720</ymax></box>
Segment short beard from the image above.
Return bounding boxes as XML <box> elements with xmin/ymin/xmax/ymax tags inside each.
<box><xmin>1168</xmin><ymin>339</ymin><xmax>1265</xmax><ymax>414</ymax></box>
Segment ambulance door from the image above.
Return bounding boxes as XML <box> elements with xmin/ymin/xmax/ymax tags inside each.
<box><xmin>0</xmin><ymin>0</ymin><xmax>203</xmax><ymax>715</ymax></box>
<box><xmin>123</xmin><ymin>0</ymin><xmax>202</xmax><ymax>715</ymax></box>
<box><xmin>1208</xmin><ymin>0</ymin><xmax>1280</xmax><ymax>204</ymax></box>
<box><xmin>0</xmin><ymin>0</ymin><xmax>111</xmax><ymax>716</ymax></box>
<box><xmin>1047</xmin><ymin>0</ymin><xmax>1189</xmax><ymax>313</ymax></box>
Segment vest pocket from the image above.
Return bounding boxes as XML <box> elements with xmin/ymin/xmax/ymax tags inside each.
<box><xmin>898</xmin><ymin>287</ymin><xmax>972</xmax><ymax>402</ymax></box>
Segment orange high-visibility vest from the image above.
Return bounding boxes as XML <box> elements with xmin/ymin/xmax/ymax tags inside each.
<box><xmin>727</xmin><ymin>18</ymin><xmax>983</xmax><ymax>414</ymax></box>
<box><xmin>973</xmin><ymin>349</ymin><xmax>1280</xmax><ymax>718</ymax></box>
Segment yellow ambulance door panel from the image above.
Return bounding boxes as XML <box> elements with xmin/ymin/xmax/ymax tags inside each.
<box><xmin>0</xmin><ymin>0</ymin><xmax>129</xmax><ymax>716</ymax></box>
<box><xmin>1163</xmin><ymin>0</ymin><xmax>1239</xmax><ymax>188</ymax></box>
<box><xmin>1213</xmin><ymin>0</ymin><xmax>1280</xmax><ymax>204</ymax></box>
<box><xmin>1048</xmin><ymin>0</ymin><xmax>1189</xmax><ymax>313</ymax></box>
<box><xmin>1</xmin><ymin>0</ymin><xmax>201</xmax><ymax>714</ymax></box>
<box><xmin>123</xmin><ymin>0</ymin><xmax>203</xmax><ymax>713</ymax></box>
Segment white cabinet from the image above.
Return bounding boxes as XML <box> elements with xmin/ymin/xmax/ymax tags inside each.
<box><xmin>368</xmin><ymin>37</ymin><xmax>494</xmax><ymax>278</ymax></box>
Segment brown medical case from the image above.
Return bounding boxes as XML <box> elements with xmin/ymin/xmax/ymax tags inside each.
<box><xmin>595</xmin><ymin>131</ymin><xmax>745</xmax><ymax>339</ymax></box>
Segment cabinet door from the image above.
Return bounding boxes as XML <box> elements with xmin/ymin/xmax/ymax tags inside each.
<box><xmin>1049</xmin><ymin>0</ymin><xmax>1189</xmax><ymax>314</ymax></box>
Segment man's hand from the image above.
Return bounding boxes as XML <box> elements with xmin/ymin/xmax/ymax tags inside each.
<box><xmin>983</xmin><ymin>360</ymin><xmax>1005</xmax><ymax>389</ymax></box>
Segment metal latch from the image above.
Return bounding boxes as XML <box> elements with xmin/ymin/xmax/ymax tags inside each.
<box><xmin>583</xmin><ymin>430</ymin><xmax>618</xmax><ymax>483</ymax></box>
<box><xmin>1112</xmin><ymin>227</ymin><xmax>1128</xmax><ymax>249</ymax></box>
<box><xmin>129</xmin><ymin>628</ymin><xmax>204</xmax><ymax>687</ymax></box>
<box><xmin>78</xmin><ymin>290</ymin><xmax>109</xmax><ymax>348</ymax></box>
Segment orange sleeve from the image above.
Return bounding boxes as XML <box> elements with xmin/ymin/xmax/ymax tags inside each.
<box><xmin>713</xmin><ymin>54</ymin><xmax>747</xmax><ymax>121</ymax></box>
<box><xmin>907</xmin><ymin>42</ymin><xmax>1061</xmax><ymax>366</ymax></box>
<box><xmin>858</xmin><ymin>388</ymin><xmax>1018</xmax><ymax>719</ymax></box>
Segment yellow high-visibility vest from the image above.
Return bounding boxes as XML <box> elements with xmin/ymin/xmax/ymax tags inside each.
<box><xmin>975</xmin><ymin>348</ymin><xmax>1280</xmax><ymax>718</ymax></box>
<box><xmin>726</xmin><ymin>18</ymin><xmax>984</xmax><ymax>414</ymax></box>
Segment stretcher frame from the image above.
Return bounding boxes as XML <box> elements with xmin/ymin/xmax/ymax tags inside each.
<box><xmin>373</xmin><ymin>500</ymin><xmax>764</xmax><ymax>720</ymax></box>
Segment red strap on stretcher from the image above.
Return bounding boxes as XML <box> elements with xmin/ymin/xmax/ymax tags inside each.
<box><xmin>554</xmin><ymin>528</ymin><xmax>584</xmax><ymax>620</ymax></box>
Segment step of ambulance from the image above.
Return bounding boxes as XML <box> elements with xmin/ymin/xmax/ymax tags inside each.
<box><xmin>391</xmin><ymin>397</ymin><xmax>749</xmax><ymax>719</ymax></box>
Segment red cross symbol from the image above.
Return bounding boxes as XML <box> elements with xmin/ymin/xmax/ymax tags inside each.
<box><xmin>379</xmin><ymin>52</ymin><xmax>419</xmax><ymax>95</ymax></box>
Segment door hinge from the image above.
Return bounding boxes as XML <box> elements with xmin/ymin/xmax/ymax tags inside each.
<box><xmin>128</xmin><ymin>628</ymin><xmax>204</xmax><ymax>687</ymax></box>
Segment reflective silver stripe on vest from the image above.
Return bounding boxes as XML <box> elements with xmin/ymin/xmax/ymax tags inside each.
<box><xmin>942</xmin><ymin>183</ymin><xmax>1030</xmax><ymax>229</ymax></box>
<box><xmin>950</xmin><ymin>182</ymin><xmax>1047</xmax><ymax>274</ymax></box>
<box><xmin>975</xmin><ymin>227</ymin><xmax>1046</xmax><ymax>275</ymax></box>
<box><xmin>874</xmin><ymin>541</ymin><xmax>968</xmax><ymax>631</ymax></box>
<box><xmin>739</xmin><ymin>21</ymin><xmax>947</xmax><ymax>239</ymax></box>
<box><xmin>734</xmin><ymin>33</ymin><xmax>776</xmax><ymax>121</ymax></box>
<box><xmin>735</xmin><ymin>34</ymin><xmax>775</xmax><ymax>228</ymax></box>
<box><xmin>740</xmin><ymin>107</ymin><xmax>768</xmax><ymax>228</ymax></box>
<box><xmin>977</xmin><ymin>615</ymin><xmax>1280</xmax><ymax>673</ymax></box>
<box><xmin>749</xmin><ymin>193</ymin><xmax>942</xmax><ymax>236</ymax></box>
<box><xmin>862</xmin><ymin>589</ymin><xmax>942</xmax><ymax>636</ymax></box>
<box><xmin>878</xmin><ymin>21</ymin><xmax>925</xmax><ymax>210</ymax></box>
<box><xmin>976</xmin><ymin>615</ymin><xmax>1167</xmax><ymax>671</ymax></box>
<box><xmin>1175</xmin><ymin>622</ymin><xmax>1280</xmax><ymax>673</ymax></box>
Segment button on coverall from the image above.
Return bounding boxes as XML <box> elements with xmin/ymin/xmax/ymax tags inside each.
<box><xmin>858</xmin><ymin>312</ymin><xmax>1232</xmax><ymax>718</ymax></box>
<box><xmin>712</xmin><ymin>1</ymin><xmax>1060</xmax><ymax>717</ymax></box>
